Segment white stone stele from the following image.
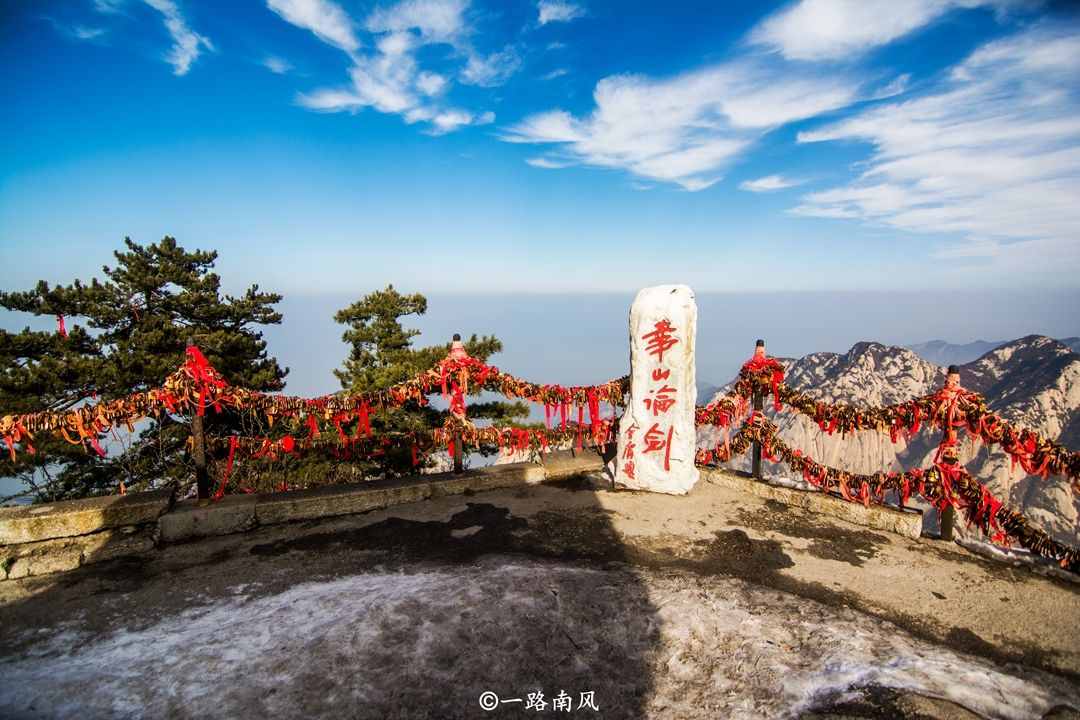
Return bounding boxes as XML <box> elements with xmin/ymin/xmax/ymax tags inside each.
<box><xmin>614</xmin><ymin>285</ymin><xmax>699</xmax><ymax>495</ymax></box>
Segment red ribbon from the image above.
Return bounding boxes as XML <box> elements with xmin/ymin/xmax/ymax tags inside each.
<box><xmin>357</xmin><ymin>401</ymin><xmax>371</xmax><ymax>437</ymax></box>
<box><xmin>184</xmin><ymin>345</ymin><xmax>226</xmax><ymax>417</ymax></box>
<box><xmin>213</xmin><ymin>435</ymin><xmax>239</xmax><ymax>500</ymax></box>
<box><xmin>333</xmin><ymin>413</ymin><xmax>349</xmax><ymax>444</ymax></box>
<box><xmin>450</xmin><ymin>382</ymin><xmax>466</xmax><ymax>417</ymax></box>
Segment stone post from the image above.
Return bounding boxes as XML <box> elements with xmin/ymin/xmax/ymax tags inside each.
<box><xmin>614</xmin><ymin>285</ymin><xmax>699</xmax><ymax>494</ymax></box>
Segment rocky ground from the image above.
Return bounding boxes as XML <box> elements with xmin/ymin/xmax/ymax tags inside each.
<box><xmin>0</xmin><ymin>474</ymin><xmax>1078</xmax><ymax>719</ymax></box>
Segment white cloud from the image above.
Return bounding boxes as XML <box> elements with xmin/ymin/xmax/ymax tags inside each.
<box><xmin>416</xmin><ymin>71</ymin><xmax>447</xmax><ymax>95</ymax></box>
<box><xmin>348</xmin><ymin>47</ymin><xmax>420</xmax><ymax>113</ymax></box>
<box><xmin>262</xmin><ymin>55</ymin><xmax>293</xmax><ymax>74</ymax></box>
<box><xmin>871</xmin><ymin>73</ymin><xmax>911</xmax><ymax>99</ymax></box>
<box><xmin>503</xmin><ymin>60</ymin><xmax>863</xmax><ymax>190</ymax></box>
<box><xmin>73</xmin><ymin>25</ymin><xmax>108</xmax><ymax>40</ymax></box>
<box><xmin>277</xmin><ymin>0</ymin><xmax>501</xmax><ymax>135</ymax></box>
<box><xmin>266</xmin><ymin>0</ymin><xmax>360</xmax><ymax>53</ymax></box>
<box><xmin>739</xmin><ymin>175</ymin><xmax>804</xmax><ymax>192</ymax></box>
<box><xmin>296</xmin><ymin>88</ymin><xmax>366</xmax><ymax>112</ymax></box>
<box><xmin>750</xmin><ymin>0</ymin><xmax>1029</xmax><ymax>61</ymax></box>
<box><xmin>792</xmin><ymin>24</ymin><xmax>1080</xmax><ymax>267</ymax></box>
<box><xmin>45</xmin><ymin>18</ymin><xmax>109</xmax><ymax>42</ymax></box>
<box><xmin>538</xmin><ymin>1</ymin><xmax>585</xmax><ymax>25</ymax></box>
<box><xmin>366</xmin><ymin>0</ymin><xmax>469</xmax><ymax>43</ymax></box>
<box><xmin>428</xmin><ymin>109</ymin><xmax>495</xmax><ymax>134</ymax></box>
<box><xmin>460</xmin><ymin>47</ymin><xmax>521</xmax><ymax>87</ymax></box>
<box><xmin>541</xmin><ymin>68</ymin><xmax>568</xmax><ymax>80</ymax></box>
<box><xmin>93</xmin><ymin>0</ymin><xmax>126</xmax><ymax>13</ymax></box>
<box><xmin>143</xmin><ymin>0</ymin><xmax>213</xmax><ymax>76</ymax></box>
<box><xmin>430</xmin><ymin>110</ymin><xmax>474</xmax><ymax>133</ymax></box>
<box><xmin>525</xmin><ymin>157</ymin><xmax>571</xmax><ymax>169</ymax></box>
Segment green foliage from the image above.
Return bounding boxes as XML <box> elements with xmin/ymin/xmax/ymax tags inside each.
<box><xmin>331</xmin><ymin>284</ymin><xmax>527</xmax><ymax>476</ymax></box>
<box><xmin>0</xmin><ymin>236</ymin><xmax>286</xmax><ymax>500</ymax></box>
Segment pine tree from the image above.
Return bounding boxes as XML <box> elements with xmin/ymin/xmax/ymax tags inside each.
<box><xmin>0</xmin><ymin>236</ymin><xmax>286</xmax><ymax>500</ymax></box>
<box><xmin>332</xmin><ymin>285</ymin><xmax>527</xmax><ymax>476</ymax></box>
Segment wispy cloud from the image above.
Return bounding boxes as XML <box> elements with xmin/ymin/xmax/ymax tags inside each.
<box><xmin>460</xmin><ymin>46</ymin><xmax>521</xmax><ymax>87</ymax></box>
<box><xmin>541</xmin><ymin>67</ymin><xmax>568</xmax><ymax>80</ymax></box>
<box><xmin>870</xmin><ymin>73</ymin><xmax>911</xmax><ymax>99</ymax></box>
<box><xmin>739</xmin><ymin>174</ymin><xmax>804</xmax><ymax>192</ymax></box>
<box><xmin>267</xmin><ymin>0</ymin><xmax>360</xmax><ymax>53</ymax></box>
<box><xmin>538</xmin><ymin>1</ymin><xmax>585</xmax><ymax>25</ymax></box>
<box><xmin>73</xmin><ymin>25</ymin><xmax>108</xmax><ymax>40</ymax></box>
<box><xmin>93</xmin><ymin>0</ymin><xmax>126</xmax><ymax>14</ymax></box>
<box><xmin>503</xmin><ymin>60</ymin><xmax>864</xmax><ymax>190</ymax></box>
<box><xmin>280</xmin><ymin>0</ymin><xmax>499</xmax><ymax>134</ymax></box>
<box><xmin>262</xmin><ymin>55</ymin><xmax>293</xmax><ymax>74</ymax></box>
<box><xmin>44</xmin><ymin>17</ymin><xmax>109</xmax><ymax>42</ymax></box>
<box><xmin>366</xmin><ymin>0</ymin><xmax>469</xmax><ymax>42</ymax></box>
<box><xmin>525</xmin><ymin>156</ymin><xmax>571</xmax><ymax>169</ymax></box>
<box><xmin>792</xmin><ymin>24</ymin><xmax>1080</xmax><ymax>266</ymax></box>
<box><xmin>143</xmin><ymin>0</ymin><xmax>213</xmax><ymax>76</ymax></box>
<box><xmin>749</xmin><ymin>0</ymin><xmax>1029</xmax><ymax>61</ymax></box>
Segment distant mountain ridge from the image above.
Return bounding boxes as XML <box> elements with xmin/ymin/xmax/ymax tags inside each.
<box><xmin>907</xmin><ymin>337</ymin><xmax>1080</xmax><ymax>366</ymax></box>
<box><xmin>705</xmin><ymin>335</ymin><xmax>1080</xmax><ymax>546</ymax></box>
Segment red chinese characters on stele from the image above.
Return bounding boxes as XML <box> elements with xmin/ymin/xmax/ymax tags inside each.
<box><xmin>642</xmin><ymin>319</ymin><xmax>679</xmax><ymax>363</ymax></box>
<box><xmin>621</xmin><ymin>420</ymin><xmax>639</xmax><ymax>480</ymax></box>
<box><xmin>628</xmin><ymin>319</ymin><xmax>680</xmax><ymax>472</ymax></box>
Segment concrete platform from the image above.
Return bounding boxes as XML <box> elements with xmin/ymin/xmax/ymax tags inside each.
<box><xmin>0</xmin><ymin>474</ymin><xmax>1076</xmax><ymax>720</ymax></box>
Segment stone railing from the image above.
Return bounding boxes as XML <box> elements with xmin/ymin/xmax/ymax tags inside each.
<box><xmin>0</xmin><ymin>451</ymin><xmax>605</xmax><ymax>581</ymax></box>
<box><xmin>0</xmin><ymin>449</ymin><xmax>928</xmax><ymax>583</ymax></box>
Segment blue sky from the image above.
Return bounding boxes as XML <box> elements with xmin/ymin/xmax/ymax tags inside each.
<box><xmin>2</xmin><ymin>0</ymin><xmax>1079</xmax><ymax>298</ymax></box>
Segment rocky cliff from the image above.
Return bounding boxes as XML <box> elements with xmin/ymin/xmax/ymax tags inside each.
<box><xmin>708</xmin><ymin>336</ymin><xmax>1080</xmax><ymax>546</ymax></box>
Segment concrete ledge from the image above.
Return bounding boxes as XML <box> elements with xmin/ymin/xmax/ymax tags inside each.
<box><xmin>540</xmin><ymin>449</ymin><xmax>605</xmax><ymax>479</ymax></box>
<box><xmin>255</xmin><ymin>462</ymin><xmax>545</xmax><ymax>528</ymax></box>
<box><xmin>0</xmin><ymin>457</ymin><xmax>923</xmax><ymax>579</ymax></box>
<box><xmin>159</xmin><ymin>494</ymin><xmax>257</xmax><ymax>543</ymax></box>
<box><xmin>1</xmin><ymin>526</ymin><xmax>156</xmax><ymax>580</ymax></box>
<box><xmin>0</xmin><ymin>488</ymin><xmax>174</xmax><ymax>545</ymax></box>
<box><xmin>701</xmin><ymin>468</ymin><xmax>924</xmax><ymax>540</ymax></box>
<box><xmin>157</xmin><ymin>462</ymin><xmax>551</xmax><ymax>543</ymax></box>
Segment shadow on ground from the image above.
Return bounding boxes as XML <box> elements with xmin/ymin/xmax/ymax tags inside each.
<box><xmin>0</xmin><ymin>464</ymin><xmax>663</xmax><ymax>719</ymax></box>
